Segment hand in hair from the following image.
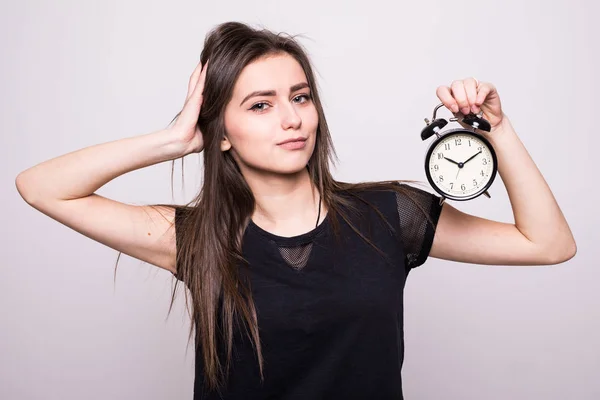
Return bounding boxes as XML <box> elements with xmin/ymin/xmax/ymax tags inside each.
<box><xmin>170</xmin><ymin>60</ymin><xmax>209</xmax><ymax>155</ymax></box>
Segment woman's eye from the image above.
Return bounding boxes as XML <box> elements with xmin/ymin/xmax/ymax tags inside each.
<box><xmin>249</xmin><ymin>95</ymin><xmax>310</xmax><ymax>113</ymax></box>
<box><xmin>250</xmin><ymin>102</ymin><xmax>270</xmax><ymax>112</ymax></box>
<box><xmin>293</xmin><ymin>94</ymin><xmax>311</xmax><ymax>103</ymax></box>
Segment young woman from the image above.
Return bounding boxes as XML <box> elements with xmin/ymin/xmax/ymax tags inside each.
<box><xmin>15</xmin><ymin>21</ymin><xmax>576</xmax><ymax>399</ymax></box>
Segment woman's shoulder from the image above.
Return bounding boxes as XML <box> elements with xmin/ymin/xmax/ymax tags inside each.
<box><xmin>335</xmin><ymin>180</ymin><xmax>443</xmax><ymax>229</ymax></box>
<box><xmin>336</xmin><ymin>180</ymin><xmax>438</xmax><ymax>204</ymax></box>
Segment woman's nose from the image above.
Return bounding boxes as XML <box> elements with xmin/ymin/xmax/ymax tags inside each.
<box><xmin>280</xmin><ymin>102</ymin><xmax>302</xmax><ymax>130</ymax></box>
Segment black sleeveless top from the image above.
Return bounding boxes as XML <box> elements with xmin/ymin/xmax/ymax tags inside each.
<box><xmin>174</xmin><ymin>183</ymin><xmax>443</xmax><ymax>399</ymax></box>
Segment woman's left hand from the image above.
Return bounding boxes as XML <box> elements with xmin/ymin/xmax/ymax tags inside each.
<box><xmin>436</xmin><ymin>78</ymin><xmax>506</xmax><ymax>134</ymax></box>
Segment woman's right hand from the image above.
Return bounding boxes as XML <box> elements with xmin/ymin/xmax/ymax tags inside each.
<box><xmin>170</xmin><ymin>60</ymin><xmax>209</xmax><ymax>155</ymax></box>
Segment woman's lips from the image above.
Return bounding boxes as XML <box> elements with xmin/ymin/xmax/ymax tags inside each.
<box><xmin>277</xmin><ymin>138</ymin><xmax>307</xmax><ymax>150</ymax></box>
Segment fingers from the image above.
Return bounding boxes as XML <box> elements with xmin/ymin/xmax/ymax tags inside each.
<box><xmin>463</xmin><ymin>78</ymin><xmax>479</xmax><ymax>114</ymax></box>
<box><xmin>475</xmin><ymin>83</ymin><xmax>493</xmax><ymax>107</ymax></box>
<box><xmin>178</xmin><ymin>60</ymin><xmax>209</xmax><ymax>126</ymax></box>
<box><xmin>451</xmin><ymin>80</ymin><xmax>470</xmax><ymax>115</ymax></box>
<box><xmin>186</xmin><ymin>59</ymin><xmax>209</xmax><ymax>101</ymax></box>
<box><xmin>436</xmin><ymin>77</ymin><xmax>482</xmax><ymax>115</ymax></box>
<box><xmin>186</xmin><ymin>61</ymin><xmax>204</xmax><ymax>100</ymax></box>
<box><xmin>436</xmin><ymin>86</ymin><xmax>459</xmax><ymax>113</ymax></box>
<box><xmin>188</xmin><ymin>60</ymin><xmax>208</xmax><ymax>104</ymax></box>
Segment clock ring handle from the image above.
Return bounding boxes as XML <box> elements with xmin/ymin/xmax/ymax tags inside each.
<box><xmin>430</xmin><ymin>102</ymin><xmax>485</xmax><ymax>121</ymax></box>
<box><xmin>429</xmin><ymin>103</ymin><xmax>491</xmax><ymax>132</ymax></box>
<box><xmin>430</xmin><ymin>103</ymin><xmax>447</xmax><ymax>121</ymax></box>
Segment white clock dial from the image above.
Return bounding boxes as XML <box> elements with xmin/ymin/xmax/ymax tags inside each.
<box><xmin>427</xmin><ymin>133</ymin><xmax>495</xmax><ymax>198</ymax></box>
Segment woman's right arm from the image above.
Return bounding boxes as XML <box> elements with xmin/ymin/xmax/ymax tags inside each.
<box><xmin>16</xmin><ymin>60</ymin><xmax>208</xmax><ymax>274</ymax></box>
<box><xmin>15</xmin><ymin>129</ymin><xmax>188</xmax><ymax>274</ymax></box>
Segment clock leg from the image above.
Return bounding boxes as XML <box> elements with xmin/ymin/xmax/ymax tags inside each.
<box><xmin>483</xmin><ymin>191</ymin><xmax>491</xmax><ymax>198</ymax></box>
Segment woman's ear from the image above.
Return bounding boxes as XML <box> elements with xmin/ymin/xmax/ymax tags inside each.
<box><xmin>220</xmin><ymin>136</ymin><xmax>232</xmax><ymax>152</ymax></box>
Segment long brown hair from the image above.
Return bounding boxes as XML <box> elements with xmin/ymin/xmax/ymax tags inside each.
<box><xmin>114</xmin><ymin>21</ymin><xmax>430</xmax><ymax>393</ymax></box>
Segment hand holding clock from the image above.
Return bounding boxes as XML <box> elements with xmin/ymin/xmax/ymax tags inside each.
<box><xmin>426</xmin><ymin>77</ymin><xmax>577</xmax><ymax>264</ymax></box>
<box><xmin>423</xmin><ymin>77</ymin><xmax>504</xmax><ymax>201</ymax></box>
<box><xmin>435</xmin><ymin>77</ymin><xmax>506</xmax><ymax>135</ymax></box>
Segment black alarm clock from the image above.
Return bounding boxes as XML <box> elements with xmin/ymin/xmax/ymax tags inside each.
<box><xmin>421</xmin><ymin>103</ymin><xmax>498</xmax><ymax>201</ymax></box>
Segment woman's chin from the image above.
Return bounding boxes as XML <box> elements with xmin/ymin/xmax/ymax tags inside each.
<box><xmin>271</xmin><ymin>161</ymin><xmax>311</xmax><ymax>176</ymax></box>
<box><xmin>253</xmin><ymin>159</ymin><xmax>311</xmax><ymax>177</ymax></box>
<box><xmin>237</xmin><ymin>152</ymin><xmax>314</xmax><ymax>178</ymax></box>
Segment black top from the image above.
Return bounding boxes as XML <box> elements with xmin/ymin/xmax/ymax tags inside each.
<box><xmin>174</xmin><ymin>183</ymin><xmax>443</xmax><ymax>399</ymax></box>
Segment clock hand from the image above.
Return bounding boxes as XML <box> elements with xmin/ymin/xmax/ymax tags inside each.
<box><xmin>462</xmin><ymin>150</ymin><xmax>482</xmax><ymax>165</ymax></box>
<box><xmin>443</xmin><ymin>156</ymin><xmax>460</xmax><ymax>165</ymax></box>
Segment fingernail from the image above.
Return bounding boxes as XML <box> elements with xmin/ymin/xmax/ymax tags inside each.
<box><xmin>452</xmin><ymin>104</ymin><xmax>459</xmax><ymax>113</ymax></box>
<box><xmin>461</xmin><ymin>107</ymin><xmax>470</xmax><ymax>114</ymax></box>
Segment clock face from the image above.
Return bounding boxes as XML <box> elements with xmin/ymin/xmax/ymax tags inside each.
<box><xmin>425</xmin><ymin>131</ymin><xmax>497</xmax><ymax>200</ymax></box>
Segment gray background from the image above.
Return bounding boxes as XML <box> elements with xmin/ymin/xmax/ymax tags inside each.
<box><xmin>3</xmin><ymin>0</ymin><xmax>598</xmax><ymax>399</ymax></box>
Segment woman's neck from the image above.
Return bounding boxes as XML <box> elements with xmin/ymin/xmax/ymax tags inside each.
<box><xmin>245</xmin><ymin>168</ymin><xmax>324</xmax><ymax>237</ymax></box>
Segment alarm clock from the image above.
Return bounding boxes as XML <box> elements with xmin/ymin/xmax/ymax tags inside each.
<box><xmin>421</xmin><ymin>103</ymin><xmax>498</xmax><ymax>201</ymax></box>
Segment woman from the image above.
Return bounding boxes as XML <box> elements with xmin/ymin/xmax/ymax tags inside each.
<box><xmin>15</xmin><ymin>21</ymin><xmax>576</xmax><ymax>399</ymax></box>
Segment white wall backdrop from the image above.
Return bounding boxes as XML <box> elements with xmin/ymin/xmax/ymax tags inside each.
<box><xmin>2</xmin><ymin>0</ymin><xmax>598</xmax><ymax>399</ymax></box>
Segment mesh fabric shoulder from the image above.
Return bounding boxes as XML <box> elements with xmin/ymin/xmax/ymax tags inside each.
<box><xmin>394</xmin><ymin>183</ymin><xmax>444</xmax><ymax>270</ymax></box>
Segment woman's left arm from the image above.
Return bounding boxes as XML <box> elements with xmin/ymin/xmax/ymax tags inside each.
<box><xmin>429</xmin><ymin>78</ymin><xmax>577</xmax><ymax>265</ymax></box>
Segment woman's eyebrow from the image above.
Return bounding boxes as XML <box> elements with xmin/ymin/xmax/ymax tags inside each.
<box><xmin>239</xmin><ymin>82</ymin><xmax>310</xmax><ymax>106</ymax></box>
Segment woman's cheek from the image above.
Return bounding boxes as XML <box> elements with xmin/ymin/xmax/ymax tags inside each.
<box><xmin>302</xmin><ymin>105</ymin><xmax>319</xmax><ymax>131</ymax></box>
<box><xmin>232</xmin><ymin>117</ymin><xmax>277</xmax><ymax>159</ymax></box>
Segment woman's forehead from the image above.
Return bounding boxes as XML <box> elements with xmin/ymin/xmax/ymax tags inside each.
<box><xmin>233</xmin><ymin>54</ymin><xmax>307</xmax><ymax>96</ymax></box>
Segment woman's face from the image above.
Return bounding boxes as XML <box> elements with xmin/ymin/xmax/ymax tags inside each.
<box><xmin>222</xmin><ymin>53</ymin><xmax>319</xmax><ymax>176</ymax></box>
